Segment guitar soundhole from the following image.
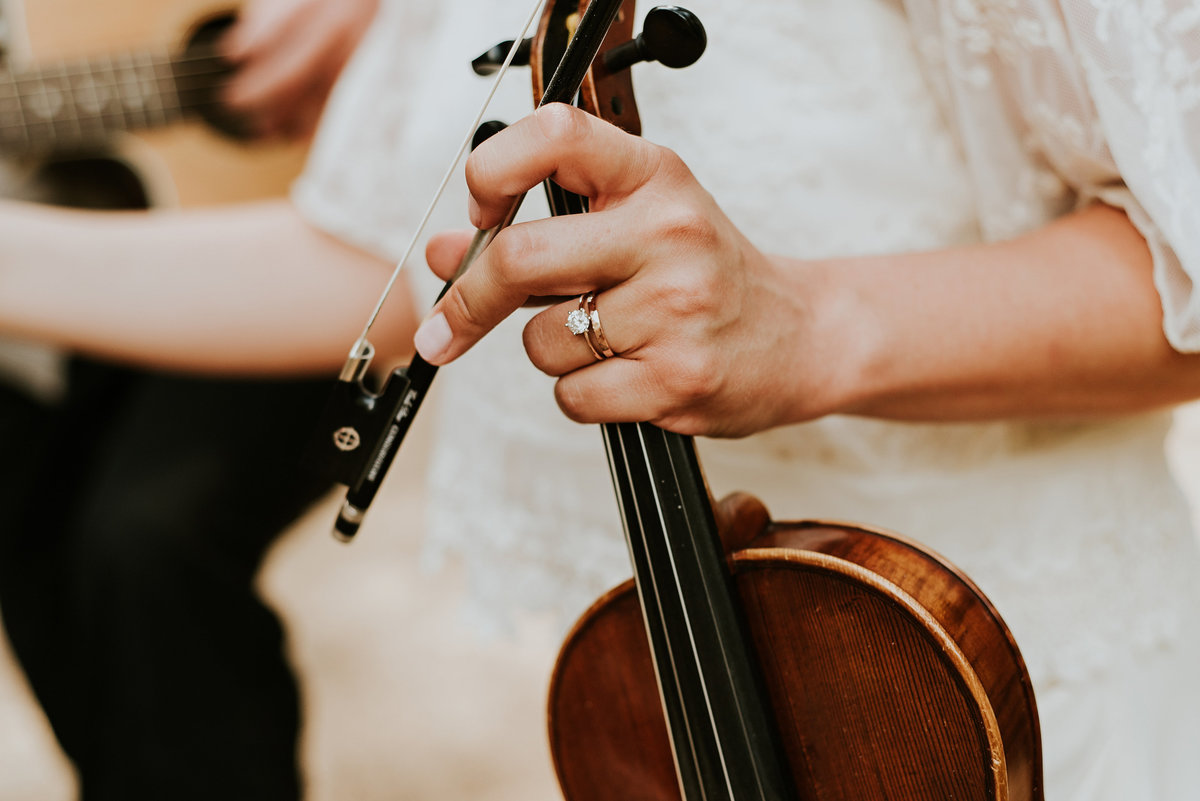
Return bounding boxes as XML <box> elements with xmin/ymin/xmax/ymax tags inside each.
<box><xmin>26</xmin><ymin>157</ymin><xmax>150</xmax><ymax>210</ymax></box>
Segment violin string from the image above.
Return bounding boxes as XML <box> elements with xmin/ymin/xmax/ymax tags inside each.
<box><xmin>351</xmin><ymin>0</ymin><xmax>548</xmax><ymax>354</ymax></box>
<box><xmin>637</xmin><ymin>424</ymin><xmax>741</xmax><ymax>801</ymax></box>
<box><xmin>606</xmin><ymin>423</ymin><xmax>707</xmax><ymax>800</ymax></box>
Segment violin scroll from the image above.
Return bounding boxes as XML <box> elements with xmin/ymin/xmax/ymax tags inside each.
<box><xmin>473</xmin><ymin>4</ymin><xmax>707</xmax><ymax>135</ymax></box>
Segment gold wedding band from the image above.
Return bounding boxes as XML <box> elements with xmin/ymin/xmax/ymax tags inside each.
<box><xmin>565</xmin><ymin>293</ymin><xmax>617</xmax><ymax>360</ymax></box>
<box><xmin>584</xmin><ymin>293</ymin><xmax>615</xmax><ymax>360</ymax></box>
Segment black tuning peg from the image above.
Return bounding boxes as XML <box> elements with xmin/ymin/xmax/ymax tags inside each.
<box><xmin>472</xmin><ymin>120</ymin><xmax>507</xmax><ymax>150</ymax></box>
<box><xmin>472</xmin><ymin>38</ymin><xmax>532</xmax><ymax>75</ymax></box>
<box><xmin>603</xmin><ymin>6</ymin><xmax>706</xmax><ymax>74</ymax></box>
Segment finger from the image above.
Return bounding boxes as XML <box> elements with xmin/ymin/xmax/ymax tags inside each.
<box><xmin>465</xmin><ymin>103</ymin><xmax>670</xmax><ymax>229</ymax></box>
<box><xmin>524</xmin><ymin>297</ymin><xmax>610</xmax><ymax>375</ymax></box>
<box><xmin>415</xmin><ymin>211</ymin><xmax>644</xmax><ymax>365</ymax></box>
<box><xmin>523</xmin><ymin>286</ymin><xmax>645</xmax><ymax>377</ymax></box>
<box><xmin>222</xmin><ymin>0</ymin><xmax>302</xmax><ymax>61</ymax></box>
<box><xmin>280</xmin><ymin>96</ymin><xmax>325</xmax><ymax>140</ymax></box>
<box><xmin>550</xmin><ymin>355</ymin><xmax>683</xmax><ymax>428</ymax></box>
<box><xmin>425</xmin><ymin>230</ymin><xmax>475</xmax><ymax>282</ymax></box>
<box><xmin>279</xmin><ymin>68</ymin><xmax>339</xmax><ymax>138</ymax></box>
<box><xmin>224</xmin><ymin>24</ymin><xmax>344</xmax><ymax>114</ymax></box>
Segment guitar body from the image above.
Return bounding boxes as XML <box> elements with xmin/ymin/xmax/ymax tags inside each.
<box><xmin>2</xmin><ymin>0</ymin><xmax>306</xmax><ymax>207</ymax></box>
<box><xmin>549</xmin><ymin>497</ymin><xmax>1043</xmax><ymax>801</ymax></box>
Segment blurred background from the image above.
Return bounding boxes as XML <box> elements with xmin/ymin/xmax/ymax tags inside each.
<box><xmin>2</xmin><ymin>403</ymin><xmax>1199</xmax><ymax>800</ymax></box>
<box><xmin>0</xmin><ymin>2</ymin><xmax>570</xmax><ymax>796</ymax></box>
<box><xmin>0</xmin><ymin>407</ymin><xmax>566</xmax><ymax>801</ymax></box>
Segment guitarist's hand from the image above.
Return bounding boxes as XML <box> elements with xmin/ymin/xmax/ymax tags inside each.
<box><xmin>222</xmin><ymin>0</ymin><xmax>381</xmax><ymax>139</ymax></box>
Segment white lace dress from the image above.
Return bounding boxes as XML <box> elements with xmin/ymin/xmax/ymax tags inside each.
<box><xmin>294</xmin><ymin>1</ymin><xmax>1200</xmax><ymax>798</ymax></box>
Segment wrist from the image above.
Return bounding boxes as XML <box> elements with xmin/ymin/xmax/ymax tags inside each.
<box><xmin>770</xmin><ymin>254</ymin><xmax>891</xmax><ymax>425</ymax></box>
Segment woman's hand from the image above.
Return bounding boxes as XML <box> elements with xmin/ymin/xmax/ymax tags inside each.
<box><xmin>418</xmin><ymin>105</ymin><xmax>1200</xmax><ymax>430</ymax></box>
<box><xmin>221</xmin><ymin>0</ymin><xmax>381</xmax><ymax>139</ymax></box>
<box><xmin>418</xmin><ymin>104</ymin><xmax>850</xmax><ymax>437</ymax></box>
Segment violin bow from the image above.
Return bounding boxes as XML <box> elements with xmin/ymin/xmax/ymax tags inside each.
<box><xmin>304</xmin><ymin>0</ymin><xmax>631</xmax><ymax>541</ymax></box>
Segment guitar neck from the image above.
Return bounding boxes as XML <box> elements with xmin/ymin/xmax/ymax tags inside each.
<box><xmin>0</xmin><ymin>47</ymin><xmax>227</xmax><ymax>156</ymax></box>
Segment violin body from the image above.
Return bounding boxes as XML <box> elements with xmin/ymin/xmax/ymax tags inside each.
<box><xmin>327</xmin><ymin>0</ymin><xmax>1047</xmax><ymax>796</ymax></box>
<box><xmin>509</xmin><ymin>3</ymin><xmax>1045</xmax><ymax>798</ymax></box>
<box><xmin>549</xmin><ymin>494</ymin><xmax>1043</xmax><ymax>801</ymax></box>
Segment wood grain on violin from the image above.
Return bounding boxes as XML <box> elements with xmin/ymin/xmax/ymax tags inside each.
<box><xmin>550</xmin><ymin>498</ymin><xmax>1043</xmax><ymax>801</ymax></box>
<box><xmin>526</xmin><ymin>3</ymin><xmax>1045</xmax><ymax>800</ymax></box>
<box><xmin>0</xmin><ymin>0</ymin><xmax>304</xmax><ymax>206</ymax></box>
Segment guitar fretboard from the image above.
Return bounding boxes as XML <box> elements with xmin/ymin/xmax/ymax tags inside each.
<box><xmin>0</xmin><ymin>50</ymin><xmax>226</xmax><ymax>155</ymax></box>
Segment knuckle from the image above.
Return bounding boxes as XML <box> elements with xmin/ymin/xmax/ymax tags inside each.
<box><xmin>663</xmin><ymin>349</ymin><xmax>719</xmax><ymax>406</ymax></box>
<box><xmin>661</xmin><ymin>264</ymin><xmax>724</xmax><ymax>320</ymax></box>
<box><xmin>656</xmin><ymin>200</ymin><xmax>720</xmax><ymax>252</ymax></box>
<box><xmin>651</xmin><ymin>146</ymin><xmax>706</xmax><ymax>194</ymax></box>
<box><xmin>653</xmin><ymin>146</ymin><xmax>690</xmax><ymax>180</ymax></box>
<box><xmin>487</xmin><ymin>226</ymin><xmax>535</xmax><ymax>284</ymax></box>
<box><xmin>654</xmin><ymin>413</ymin><xmax>707</xmax><ymax>438</ymax></box>
<box><xmin>443</xmin><ymin>282</ymin><xmax>486</xmax><ymax>335</ymax></box>
<box><xmin>534</xmin><ymin>102</ymin><xmax>591</xmax><ymax>148</ymax></box>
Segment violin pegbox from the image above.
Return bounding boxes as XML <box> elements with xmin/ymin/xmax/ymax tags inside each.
<box><xmin>602</xmin><ymin>7</ymin><xmax>707</xmax><ymax>72</ymax></box>
<box><xmin>473</xmin><ymin>4</ymin><xmax>706</xmax><ymax>135</ymax></box>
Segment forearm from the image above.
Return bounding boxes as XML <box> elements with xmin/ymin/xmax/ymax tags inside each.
<box><xmin>812</xmin><ymin>203</ymin><xmax>1200</xmax><ymax>422</ymax></box>
<box><xmin>0</xmin><ymin>198</ymin><xmax>415</xmax><ymax>375</ymax></box>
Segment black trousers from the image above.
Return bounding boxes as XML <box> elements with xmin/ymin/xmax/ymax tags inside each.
<box><xmin>0</xmin><ymin>363</ymin><xmax>332</xmax><ymax>800</ymax></box>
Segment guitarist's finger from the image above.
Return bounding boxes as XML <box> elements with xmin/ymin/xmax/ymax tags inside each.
<box><xmin>222</xmin><ymin>0</ymin><xmax>298</xmax><ymax>61</ymax></box>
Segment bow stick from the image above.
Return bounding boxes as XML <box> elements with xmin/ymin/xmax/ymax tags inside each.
<box><xmin>305</xmin><ymin>0</ymin><xmax>629</xmax><ymax>540</ymax></box>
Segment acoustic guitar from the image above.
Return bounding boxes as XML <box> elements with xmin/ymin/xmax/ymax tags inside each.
<box><xmin>0</xmin><ymin>0</ymin><xmax>306</xmax><ymax>207</ymax></box>
<box><xmin>0</xmin><ymin>0</ymin><xmax>306</xmax><ymax>399</ymax></box>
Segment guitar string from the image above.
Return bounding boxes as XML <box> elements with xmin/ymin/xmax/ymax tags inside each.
<box><xmin>0</xmin><ymin>71</ymin><xmax>188</xmax><ymax>134</ymax></box>
<box><xmin>0</xmin><ymin>55</ymin><xmax>204</xmax><ymax>126</ymax></box>
<box><xmin>0</xmin><ymin>50</ymin><xmax>274</xmax><ymax>119</ymax></box>
<box><xmin>0</xmin><ymin>54</ymin><xmax>231</xmax><ymax>87</ymax></box>
<box><xmin>0</xmin><ymin>49</ymin><xmax>284</xmax><ymax>133</ymax></box>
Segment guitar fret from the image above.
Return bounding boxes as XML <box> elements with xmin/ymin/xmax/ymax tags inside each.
<box><xmin>0</xmin><ymin>69</ymin><xmax>30</xmax><ymax>148</ymax></box>
<box><xmin>0</xmin><ymin>47</ymin><xmax>215</xmax><ymax>155</ymax></box>
<box><xmin>154</xmin><ymin>55</ymin><xmax>184</xmax><ymax>124</ymax></box>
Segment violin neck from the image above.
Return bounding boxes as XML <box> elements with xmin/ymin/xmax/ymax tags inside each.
<box><xmin>602</xmin><ymin>422</ymin><xmax>795</xmax><ymax>801</ymax></box>
<box><xmin>541</xmin><ymin>112</ymin><xmax>793</xmax><ymax>795</ymax></box>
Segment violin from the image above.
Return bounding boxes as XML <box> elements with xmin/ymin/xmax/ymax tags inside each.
<box><xmin>310</xmin><ymin>0</ymin><xmax>1044</xmax><ymax>797</ymax></box>
<box><xmin>512</xmin><ymin>2</ymin><xmax>1045</xmax><ymax>800</ymax></box>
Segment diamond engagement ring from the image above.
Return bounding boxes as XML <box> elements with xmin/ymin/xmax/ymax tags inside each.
<box><xmin>566</xmin><ymin>293</ymin><xmax>617</xmax><ymax>360</ymax></box>
<box><xmin>566</xmin><ymin>295</ymin><xmax>592</xmax><ymax>336</ymax></box>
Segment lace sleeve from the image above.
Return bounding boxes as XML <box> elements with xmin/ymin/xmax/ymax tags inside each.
<box><xmin>1061</xmin><ymin>2</ymin><xmax>1200</xmax><ymax>351</ymax></box>
<box><xmin>907</xmin><ymin>0</ymin><xmax>1200</xmax><ymax>352</ymax></box>
<box><xmin>290</xmin><ymin>0</ymin><xmax>441</xmax><ymax>263</ymax></box>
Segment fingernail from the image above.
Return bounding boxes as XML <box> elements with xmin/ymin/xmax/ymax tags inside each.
<box><xmin>413</xmin><ymin>313</ymin><xmax>453</xmax><ymax>363</ymax></box>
